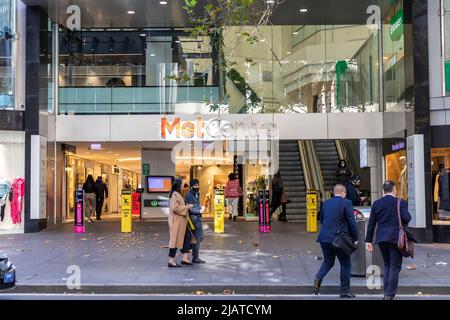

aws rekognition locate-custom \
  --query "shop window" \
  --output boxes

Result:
[385,150,407,200]
[432,148,450,223]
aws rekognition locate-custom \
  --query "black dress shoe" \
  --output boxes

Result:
[193,258,206,264]
[168,263,181,268]
[181,260,193,266]
[340,293,356,299]
[313,278,322,295]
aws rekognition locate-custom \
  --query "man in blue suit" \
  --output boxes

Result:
[314,184,359,298]
[366,181,412,300]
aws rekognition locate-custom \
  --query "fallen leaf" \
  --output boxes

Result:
[160,245,169,249]
[406,264,417,270]
[80,238,88,241]
[426,253,433,257]
[306,251,312,254]
[97,237,105,241]
[252,242,260,247]
[44,240,52,244]
[238,240,244,244]
[223,289,235,295]
[192,290,207,295]
[272,255,280,259]
[434,261,448,266]
[83,254,90,258]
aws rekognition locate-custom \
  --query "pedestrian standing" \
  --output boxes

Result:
[82,175,96,223]
[365,181,413,300]
[224,173,241,221]
[313,184,359,298]
[182,179,206,264]
[168,180,193,268]
[94,176,108,221]
[336,159,352,184]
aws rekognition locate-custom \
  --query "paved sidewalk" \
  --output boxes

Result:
[1,219,450,294]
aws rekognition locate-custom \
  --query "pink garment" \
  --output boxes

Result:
[10,178,25,224]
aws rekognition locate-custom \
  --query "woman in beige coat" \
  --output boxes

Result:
[168,180,193,267]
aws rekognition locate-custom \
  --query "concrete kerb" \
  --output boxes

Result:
[3,284,450,295]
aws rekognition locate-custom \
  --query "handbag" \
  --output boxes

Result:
[281,192,291,204]
[396,199,414,258]
[332,200,358,256]
[187,217,196,232]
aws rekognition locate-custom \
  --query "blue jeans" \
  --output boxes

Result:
[378,242,403,298]
[315,242,352,294]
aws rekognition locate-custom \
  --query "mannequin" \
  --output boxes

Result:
[0,178,11,222]
[398,156,408,200]
[10,178,25,224]
[437,167,450,219]
[203,180,214,214]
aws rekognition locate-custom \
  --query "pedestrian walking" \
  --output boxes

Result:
[82,175,96,223]
[313,184,359,298]
[168,180,193,268]
[94,176,108,221]
[365,181,413,300]
[182,179,206,264]
[224,173,241,221]
[269,171,288,222]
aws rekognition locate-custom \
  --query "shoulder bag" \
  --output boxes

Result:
[332,199,358,256]
[397,199,414,258]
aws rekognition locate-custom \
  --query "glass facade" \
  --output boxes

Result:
[445,0,450,95]
[53,0,411,115]
[0,0,14,109]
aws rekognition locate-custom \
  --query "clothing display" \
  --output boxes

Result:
[0,178,11,223]
[10,178,25,225]
[398,158,408,200]
[438,171,450,212]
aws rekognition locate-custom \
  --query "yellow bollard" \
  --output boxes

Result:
[214,189,225,234]
[307,189,318,233]
[121,189,132,233]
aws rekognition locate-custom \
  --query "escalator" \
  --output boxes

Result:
[313,140,340,198]
[278,140,307,221]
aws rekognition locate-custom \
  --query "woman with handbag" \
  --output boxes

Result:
[167,180,193,268]
[270,172,288,222]
[366,181,413,300]
[313,184,359,298]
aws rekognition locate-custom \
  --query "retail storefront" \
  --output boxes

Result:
[64,152,140,221]
[0,131,25,234]
[174,143,271,221]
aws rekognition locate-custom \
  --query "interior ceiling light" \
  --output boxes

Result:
[160,1,168,4]
[127,10,135,14]
[300,8,308,13]
[117,157,141,162]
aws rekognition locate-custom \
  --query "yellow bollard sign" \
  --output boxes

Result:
[307,189,318,233]
[121,189,132,233]
[214,189,225,234]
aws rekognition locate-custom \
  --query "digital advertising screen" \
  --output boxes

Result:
[146,176,173,193]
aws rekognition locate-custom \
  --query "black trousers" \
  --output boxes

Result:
[0,204,5,222]
[96,197,104,219]
[378,242,403,298]
[270,201,286,220]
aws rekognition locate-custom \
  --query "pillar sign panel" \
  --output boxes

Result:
[407,135,426,228]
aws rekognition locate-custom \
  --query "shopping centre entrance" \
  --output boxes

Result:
[58,138,387,229]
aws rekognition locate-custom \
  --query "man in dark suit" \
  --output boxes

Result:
[366,181,412,300]
[314,184,359,298]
